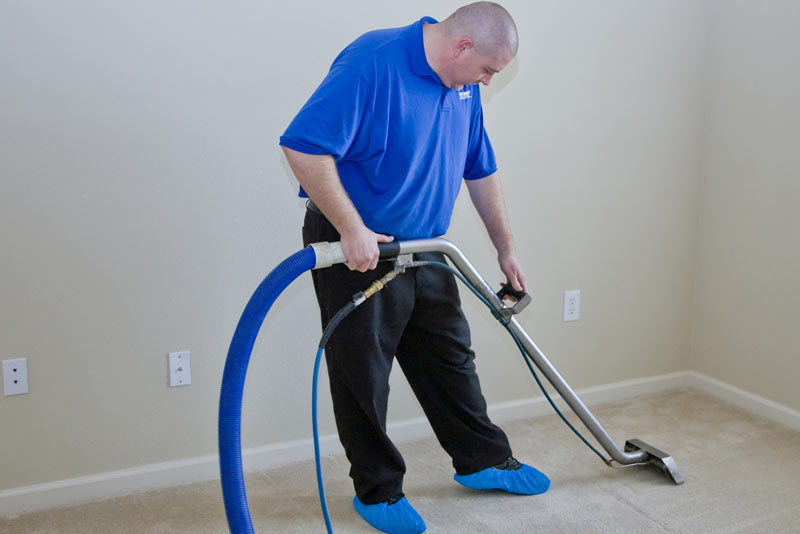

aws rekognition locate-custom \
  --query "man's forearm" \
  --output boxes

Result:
[465,173,517,256]
[281,146,364,235]
[281,146,393,272]
[465,173,527,291]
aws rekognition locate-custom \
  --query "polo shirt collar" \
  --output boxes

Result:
[407,17,441,81]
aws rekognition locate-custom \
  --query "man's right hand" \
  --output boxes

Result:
[340,224,394,272]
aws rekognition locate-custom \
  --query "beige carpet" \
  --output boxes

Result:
[3,389,800,533]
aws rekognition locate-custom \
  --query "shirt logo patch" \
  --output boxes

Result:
[458,89,472,100]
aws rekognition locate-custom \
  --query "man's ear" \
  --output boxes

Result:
[453,38,474,57]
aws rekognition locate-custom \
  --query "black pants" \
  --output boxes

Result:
[303,208,512,504]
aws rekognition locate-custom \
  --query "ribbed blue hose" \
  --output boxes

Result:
[219,247,317,534]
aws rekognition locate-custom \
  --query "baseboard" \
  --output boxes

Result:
[0,433,346,518]
[484,370,690,424]
[3,370,797,517]
[686,371,800,431]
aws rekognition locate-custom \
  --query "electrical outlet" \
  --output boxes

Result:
[563,290,581,322]
[3,358,29,396]
[168,351,191,387]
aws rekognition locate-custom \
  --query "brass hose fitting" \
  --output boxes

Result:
[363,269,398,298]
[352,267,402,306]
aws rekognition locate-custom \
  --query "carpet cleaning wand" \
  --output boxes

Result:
[218,238,683,534]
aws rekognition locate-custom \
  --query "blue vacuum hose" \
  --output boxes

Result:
[218,246,316,534]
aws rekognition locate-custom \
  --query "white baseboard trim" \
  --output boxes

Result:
[686,371,800,431]
[2,370,797,517]
[484,370,690,424]
[0,433,347,519]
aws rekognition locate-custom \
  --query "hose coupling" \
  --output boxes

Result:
[351,267,402,307]
[364,269,398,298]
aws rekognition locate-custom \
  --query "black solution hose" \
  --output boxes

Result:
[309,258,613,532]
[312,265,405,533]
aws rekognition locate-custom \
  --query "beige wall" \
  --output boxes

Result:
[691,0,800,412]
[0,0,764,494]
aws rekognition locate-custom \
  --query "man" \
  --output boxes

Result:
[280,3,549,533]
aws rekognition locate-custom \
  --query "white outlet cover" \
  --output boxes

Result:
[169,351,191,387]
[3,358,29,396]
[563,290,581,322]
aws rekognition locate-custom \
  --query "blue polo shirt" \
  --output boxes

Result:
[280,17,497,240]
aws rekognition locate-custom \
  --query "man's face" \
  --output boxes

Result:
[448,46,514,90]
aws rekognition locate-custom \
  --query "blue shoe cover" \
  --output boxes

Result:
[454,459,550,495]
[353,496,426,534]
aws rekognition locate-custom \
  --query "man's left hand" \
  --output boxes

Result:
[498,252,527,293]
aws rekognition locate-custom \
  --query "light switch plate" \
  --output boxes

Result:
[168,351,191,387]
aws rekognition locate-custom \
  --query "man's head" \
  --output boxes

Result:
[427,2,518,90]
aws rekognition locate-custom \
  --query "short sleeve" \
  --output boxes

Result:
[463,91,497,180]
[279,65,369,160]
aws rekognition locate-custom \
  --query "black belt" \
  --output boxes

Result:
[306,199,323,214]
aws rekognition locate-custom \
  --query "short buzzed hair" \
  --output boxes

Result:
[444,2,519,56]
